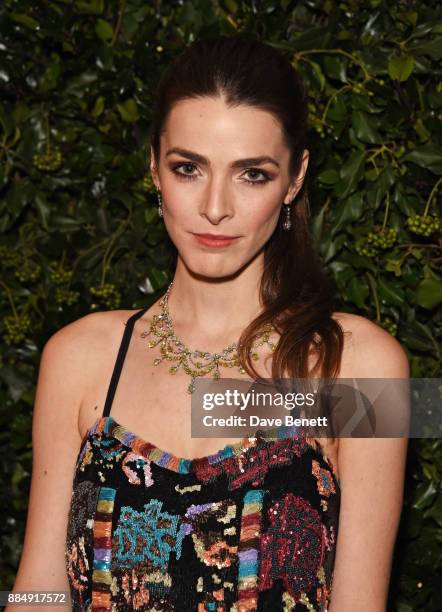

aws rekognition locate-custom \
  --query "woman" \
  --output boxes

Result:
[11,34,409,611]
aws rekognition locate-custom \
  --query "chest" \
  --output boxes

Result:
[78,328,340,480]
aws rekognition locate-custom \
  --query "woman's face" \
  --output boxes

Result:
[150,96,308,279]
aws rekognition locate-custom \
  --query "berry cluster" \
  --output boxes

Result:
[49,261,73,285]
[3,313,31,345]
[55,287,79,306]
[15,260,41,283]
[143,175,155,192]
[407,214,440,237]
[367,227,397,249]
[33,147,63,171]
[90,283,121,309]
[308,103,332,138]
[381,317,397,337]
[355,240,377,258]
[353,82,374,96]
[0,245,19,268]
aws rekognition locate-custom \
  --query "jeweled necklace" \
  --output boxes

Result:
[141,281,277,394]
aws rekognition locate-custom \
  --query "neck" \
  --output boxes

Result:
[164,256,265,350]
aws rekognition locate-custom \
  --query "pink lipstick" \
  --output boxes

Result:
[193,233,240,248]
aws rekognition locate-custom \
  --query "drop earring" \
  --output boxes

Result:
[157,189,163,218]
[282,204,292,231]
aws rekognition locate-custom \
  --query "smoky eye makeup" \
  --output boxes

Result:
[170,161,273,186]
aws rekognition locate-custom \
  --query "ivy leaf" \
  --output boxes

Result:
[336,151,366,198]
[327,96,346,122]
[9,13,40,30]
[332,192,364,235]
[399,320,437,353]
[424,494,442,527]
[346,275,369,308]
[388,54,415,81]
[367,166,396,210]
[95,19,113,42]
[117,99,140,123]
[413,481,437,511]
[317,169,339,184]
[377,279,405,306]
[74,0,104,14]
[323,56,348,82]
[416,279,442,309]
[403,143,442,174]
[309,60,326,91]
[352,110,381,144]
[409,37,442,61]
[90,96,105,118]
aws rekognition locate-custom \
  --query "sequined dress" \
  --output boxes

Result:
[65,308,341,611]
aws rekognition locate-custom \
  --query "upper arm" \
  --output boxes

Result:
[330,316,410,612]
[9,313,104,608]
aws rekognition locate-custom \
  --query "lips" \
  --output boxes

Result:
[195,233,238,239]
[193,233,240,248]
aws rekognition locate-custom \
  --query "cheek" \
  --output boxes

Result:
[246,199,281,235]
[161,191,194,225]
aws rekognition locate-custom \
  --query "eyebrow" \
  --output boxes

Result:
[165,147,280,169]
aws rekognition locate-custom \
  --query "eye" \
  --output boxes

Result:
[242,168,271,185]
[172,162,198,180]
[171,162,271,185]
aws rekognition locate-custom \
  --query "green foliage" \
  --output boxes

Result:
[0,0,441,608]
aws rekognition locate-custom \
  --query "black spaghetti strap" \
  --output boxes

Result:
[102,308,149,418]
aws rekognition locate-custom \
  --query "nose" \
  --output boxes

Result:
[199,175,234,225]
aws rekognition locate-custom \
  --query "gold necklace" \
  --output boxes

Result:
[141,281,276,393]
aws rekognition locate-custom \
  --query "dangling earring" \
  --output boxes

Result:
[157,189,163,218]
[282,204,292,231]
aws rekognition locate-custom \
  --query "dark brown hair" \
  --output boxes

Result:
[149,33,345,390]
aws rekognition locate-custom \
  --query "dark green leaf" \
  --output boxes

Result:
[317,169,339,184]
[416,279,442,309]
[117,99,140,123]
[388,54,415,81]
[346,275,369,307]
[352,110,381,143]
[403,143,442,174]
[95,19,114,42]
[377,278,405,306]
[337,151,366,198]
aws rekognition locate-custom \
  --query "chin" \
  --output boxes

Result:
[182,253,251,281]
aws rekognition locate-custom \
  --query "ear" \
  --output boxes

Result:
[149,145,161,190]
[283,149,309,204]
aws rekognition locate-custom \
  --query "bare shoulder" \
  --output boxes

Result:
[43,309,137,370]
[45,308,133,349]
[11,308,143,596]
[331,311,409,378]
[327,312,410,608]
[40,309,148,417]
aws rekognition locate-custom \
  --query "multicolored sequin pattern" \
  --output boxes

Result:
[66,416,340,611]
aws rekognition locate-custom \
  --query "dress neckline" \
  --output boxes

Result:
[80,415,340,490]
[84,415,258,474]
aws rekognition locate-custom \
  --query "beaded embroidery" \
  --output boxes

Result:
[66,417,340,611]
[65,309,340,610]
[311,460,336,498]
[114,499,183,571]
